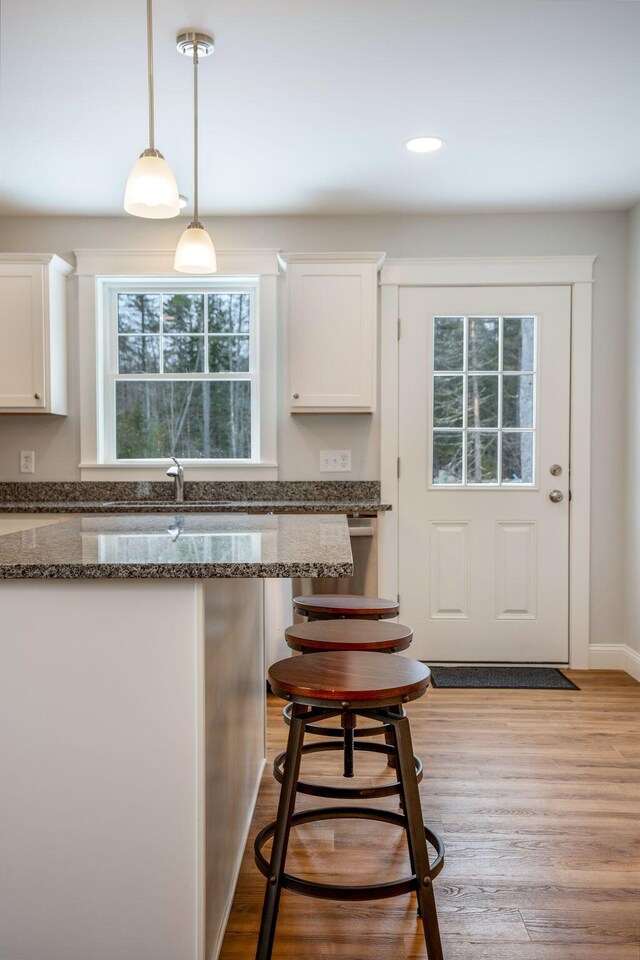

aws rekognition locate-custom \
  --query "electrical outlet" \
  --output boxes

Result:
[20,450,35,474]
[319,450,352,473]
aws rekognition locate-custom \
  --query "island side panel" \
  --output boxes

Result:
[0,580,202,960]
[202,578,266,960]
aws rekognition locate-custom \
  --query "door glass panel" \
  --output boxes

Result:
[432,315,537,485]
[467,375,499,428]
[432,432,463,484]
[468,317,499,370]
[433,375,463,427]
[503,317,535,371]
[433,317,464,371]
[467,432,499,483]
[503,374,534,428]
[502,431,534,484]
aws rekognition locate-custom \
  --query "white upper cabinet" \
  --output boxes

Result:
[280,252,384,413]
[0,255,72,414]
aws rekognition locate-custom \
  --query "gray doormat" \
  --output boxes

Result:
[428,666,579,690]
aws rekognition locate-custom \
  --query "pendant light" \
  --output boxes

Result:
[124,0,180,218]
[174,32,217,274]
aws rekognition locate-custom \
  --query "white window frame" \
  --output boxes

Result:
[75,249,279,480]
[102,277,260,465]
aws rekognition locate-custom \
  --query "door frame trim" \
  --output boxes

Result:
[379,256,595,669]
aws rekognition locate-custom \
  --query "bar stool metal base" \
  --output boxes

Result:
[273,738,423,799]
[254,805,444,901]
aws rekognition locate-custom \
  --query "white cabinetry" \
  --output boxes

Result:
[0,255,72,414]
[280,252,384,413]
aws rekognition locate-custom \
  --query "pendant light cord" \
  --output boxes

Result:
[193,44,199,223]
[147,0,155,149]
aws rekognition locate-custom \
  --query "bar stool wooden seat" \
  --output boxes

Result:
[285,618,412,653]
[255,651,444,960]
[281,619,414,780]
[293,593,399,621]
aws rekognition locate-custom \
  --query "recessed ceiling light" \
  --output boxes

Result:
[178,195,189,209]
[405,136,444,154]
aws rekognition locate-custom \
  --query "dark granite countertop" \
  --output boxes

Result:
[0,481,390,516]
[0,513,353,580]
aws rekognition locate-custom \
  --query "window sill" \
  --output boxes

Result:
[79,461,278,481]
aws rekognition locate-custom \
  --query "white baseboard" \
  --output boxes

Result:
[211,757,266,960]
[589,643,640,681]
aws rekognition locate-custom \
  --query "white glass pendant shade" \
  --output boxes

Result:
[124,150,181,218]
[174,222,217,273]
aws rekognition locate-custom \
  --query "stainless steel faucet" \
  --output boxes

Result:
[166,457,185,503]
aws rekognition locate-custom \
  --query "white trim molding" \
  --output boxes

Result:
[379,255,595,670]
[74,248,281,277]
[589,644,640,682]
[75,250,279,481]
[381,255,596,287]
[278,251,386,271]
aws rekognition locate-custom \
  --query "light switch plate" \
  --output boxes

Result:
[319,450,352,473]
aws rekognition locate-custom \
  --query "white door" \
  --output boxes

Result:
[398,286,571,663]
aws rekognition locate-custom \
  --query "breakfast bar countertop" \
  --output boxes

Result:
[0,512,354,580]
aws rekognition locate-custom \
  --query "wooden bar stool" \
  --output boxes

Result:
[255,651,445,960]
[292,593,399,621]
[281,619,414,781]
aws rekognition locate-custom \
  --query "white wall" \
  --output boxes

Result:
[625,203,640,657]
[0,211,629,650]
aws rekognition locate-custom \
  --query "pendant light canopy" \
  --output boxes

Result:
[174,32,217,274]
[124,0,180,218]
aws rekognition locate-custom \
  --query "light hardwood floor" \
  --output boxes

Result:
[219,670,640,959]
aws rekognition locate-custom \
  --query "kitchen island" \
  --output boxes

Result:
[0,513,352,960]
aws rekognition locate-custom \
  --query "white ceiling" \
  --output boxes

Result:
[1,0,640,216]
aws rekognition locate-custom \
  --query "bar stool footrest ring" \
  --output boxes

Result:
[282,701,406,738]
[254,806,444,901]
[273,740,422,799]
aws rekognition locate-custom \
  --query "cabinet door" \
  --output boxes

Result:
[0,265,45,408]
[289,262,376,412]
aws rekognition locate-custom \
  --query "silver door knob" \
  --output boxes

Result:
[549,489,564,503]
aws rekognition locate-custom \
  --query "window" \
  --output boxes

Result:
[103,280,259,462]
[431,315,537,485]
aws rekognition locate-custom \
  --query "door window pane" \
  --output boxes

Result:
[467,432,499,484]
[503,374,534,428]
[502,432,534,484]
[503,317,535,371]
[431,315,537,485]
[467,375,499,428]
[434,317,464,371]
[468,317,499,370]
[433,432,463,484]
[433,376,464,428]
[115,380,251,459]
